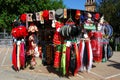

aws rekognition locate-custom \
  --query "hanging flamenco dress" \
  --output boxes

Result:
[89,32,103,62]
[27,35,36,69]
[94,32,103,62]
[53,22,63,69]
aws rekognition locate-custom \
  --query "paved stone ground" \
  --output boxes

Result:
[0,46,120,80]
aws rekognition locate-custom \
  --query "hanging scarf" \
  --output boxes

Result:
[12,43,17,70]
[85,40,93,72]
[74,43,81,76]
[42,44,46,65]
[20,42,25,68]
[66,46,70,74]
[79,40,85,72]
[60,44,66,75]
[83,41,88,71]
[17,41,21,70]
[54,45,62,68]
[70,44,76,75]
[46,45,53,65]
[66,42,71,75]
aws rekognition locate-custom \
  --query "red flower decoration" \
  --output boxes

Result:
[75,10,81,20]
[42,10,49,20]
[18,26,28,37]
[95,13,100,20]
[11,27,18,38]
[20,13,26,23]
[11,26,28,38]
[55,22,63,32]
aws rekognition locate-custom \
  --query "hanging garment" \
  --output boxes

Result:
[20,42,25,68]
[53,32,62,45]
[46,45,54,65]
[53,22,64,68]
[90,32,103,62]
[26,35,36,67]
[54,45,62,68]
[42,44,46,65]
[79,40,85,72]
[60,44,66,75]
[12,43,17,70]
[74,43,81,76]
[85,40,93,72]
[53,21,64,45]
[70,44,76,75]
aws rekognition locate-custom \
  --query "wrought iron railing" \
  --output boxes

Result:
[0,39,13,46]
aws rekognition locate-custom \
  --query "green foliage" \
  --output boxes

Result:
[97,0,120,34]
[0,0,65,33]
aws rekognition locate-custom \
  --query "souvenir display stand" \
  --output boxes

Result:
[11,8,113,76]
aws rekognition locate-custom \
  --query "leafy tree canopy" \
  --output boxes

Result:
[97,0,120,34]
[0,0,65,33]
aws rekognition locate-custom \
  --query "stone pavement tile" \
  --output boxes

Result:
[2,47,12,66]
[91,63,120,77]
[91,53,120,78]
[78,71,104,80]
[106,75,120,80]
[0,48,6,65]
[1,70,36,80]
[2,66,83,80]
[1,46,120,80]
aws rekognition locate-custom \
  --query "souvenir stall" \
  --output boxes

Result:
[11,8,113,75]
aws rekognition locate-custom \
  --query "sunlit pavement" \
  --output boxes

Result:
[0,46,120,80]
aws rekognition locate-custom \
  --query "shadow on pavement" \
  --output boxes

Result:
[107,60,120,69]
[46,66,73,78]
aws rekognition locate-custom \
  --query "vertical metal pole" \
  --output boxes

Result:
[26,13,28,29]
[115,44,117,51]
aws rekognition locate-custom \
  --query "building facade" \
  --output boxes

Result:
[85,0,96,12]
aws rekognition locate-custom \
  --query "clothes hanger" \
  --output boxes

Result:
[65,9,75,25]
